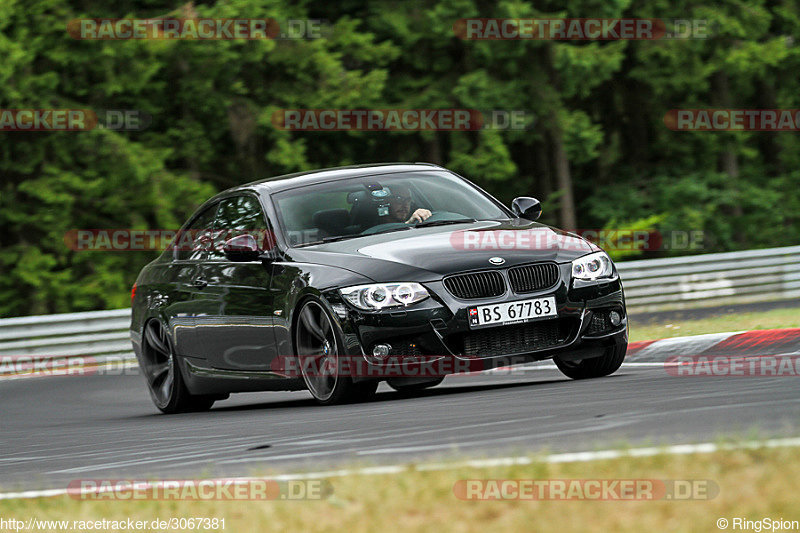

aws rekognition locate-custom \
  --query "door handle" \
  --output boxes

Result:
[192,278,208,289]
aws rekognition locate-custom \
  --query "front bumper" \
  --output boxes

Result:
[324,263,628,379]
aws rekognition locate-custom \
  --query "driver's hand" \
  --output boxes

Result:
[406,209,432,224]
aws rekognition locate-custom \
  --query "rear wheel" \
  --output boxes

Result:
[295,298,377,405]
[554,343,626,380]
[141,320,217,414]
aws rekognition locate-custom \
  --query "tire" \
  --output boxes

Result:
[140,319,218,414]
[387,377,444,393]
[554,343,627,380]
[294,297,375,405]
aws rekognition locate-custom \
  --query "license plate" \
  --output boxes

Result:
[468,296,557,328]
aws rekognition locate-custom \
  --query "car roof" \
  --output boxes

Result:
[220,162,447,196]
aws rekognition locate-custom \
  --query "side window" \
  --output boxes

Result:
[173,204,219,261]
[211,195,272,260]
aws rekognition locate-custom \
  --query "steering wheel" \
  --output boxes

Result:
[360,211,465,235]
[409,211,462,224]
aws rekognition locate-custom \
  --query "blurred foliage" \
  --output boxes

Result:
[1,0,799,316]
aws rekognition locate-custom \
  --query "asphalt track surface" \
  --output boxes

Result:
[2,362,799,492]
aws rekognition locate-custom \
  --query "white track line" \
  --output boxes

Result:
[3,436,800,501]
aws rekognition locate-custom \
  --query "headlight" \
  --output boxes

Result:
[339,283,429,310]
[571,252,613,280]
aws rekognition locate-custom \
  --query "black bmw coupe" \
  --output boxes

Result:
[131,163,627,413]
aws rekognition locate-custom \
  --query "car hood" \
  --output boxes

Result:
[285,219,600,282]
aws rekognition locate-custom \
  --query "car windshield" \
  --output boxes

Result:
[272,171,510,247]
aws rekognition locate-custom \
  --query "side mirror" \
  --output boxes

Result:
[511,197,542,221]
[223,234,261,262]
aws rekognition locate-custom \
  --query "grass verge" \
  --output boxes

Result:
[630,306,800,342]
[3,445,800,532]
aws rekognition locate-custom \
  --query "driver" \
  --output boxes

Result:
[387,184,432,224]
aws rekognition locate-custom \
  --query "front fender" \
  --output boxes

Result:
[273,262,373,358]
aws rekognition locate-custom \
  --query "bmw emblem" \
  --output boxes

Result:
[489,257,505,265]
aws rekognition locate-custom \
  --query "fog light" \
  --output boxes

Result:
[609,310,622,326]
[372,344,391,358]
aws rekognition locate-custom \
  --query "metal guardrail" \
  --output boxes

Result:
[0,308,134,372]
[616,245,800,312]
[1,245,799,372]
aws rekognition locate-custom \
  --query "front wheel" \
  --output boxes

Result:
[140,319,218,413]
[295,298,377,405]
[554,343,626,380]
